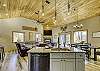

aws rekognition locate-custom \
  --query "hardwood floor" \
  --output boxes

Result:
[85,60,100,71]
[0,53,100,71]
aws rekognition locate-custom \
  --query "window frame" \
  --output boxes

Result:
[73,30,88,43]
[12,31,25,43]
[35,33,42,42]
[58,31,71,47]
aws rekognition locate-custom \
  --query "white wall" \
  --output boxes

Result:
[52,16,100,47]
[0,17,43,51]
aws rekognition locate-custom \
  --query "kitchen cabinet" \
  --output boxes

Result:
[50,59,75,71]
[50,53,85,71]
[50,53,75,71]
[28,48,85,71]
[76,59,85,71]
[63,59,75,71]
[50,59,61,71]
[29,53,50,71]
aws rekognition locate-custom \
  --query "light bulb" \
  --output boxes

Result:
[80,24,83,27]
[55,20,56,22]
[42,13,44,16]
[73,25,76,28]
[64,18,66,20]
[53,21,55,24]
[47,25,48,26]
[6,13,8,16]
[52,17,55,19]
[3,4,6,7]
[76,25,78,27]
[68,12,70,15]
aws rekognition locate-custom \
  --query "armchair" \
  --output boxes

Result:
[15,42,30,57]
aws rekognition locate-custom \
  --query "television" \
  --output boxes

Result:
[43,30,52,36]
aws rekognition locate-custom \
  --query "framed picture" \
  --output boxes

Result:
[92,31,100,38]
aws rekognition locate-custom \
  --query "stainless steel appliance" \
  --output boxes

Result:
[30,53,50,71]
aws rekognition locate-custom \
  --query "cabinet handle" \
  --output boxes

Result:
[61,60,66,61]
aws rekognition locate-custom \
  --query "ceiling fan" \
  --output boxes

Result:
[34,11,45,23]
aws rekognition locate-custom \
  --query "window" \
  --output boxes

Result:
[74,30,87,43]
[53,35,58,43]
[12,31,25,42]
[59,33,71,47]
[59,34,65,47]
[35,33,42,42]
[65,33,71,46]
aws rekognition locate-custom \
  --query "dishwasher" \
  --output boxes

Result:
[30,53,50,71]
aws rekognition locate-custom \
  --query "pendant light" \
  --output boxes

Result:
[73,8,83,29]
[42,0,44,16]
[67,0,70,15]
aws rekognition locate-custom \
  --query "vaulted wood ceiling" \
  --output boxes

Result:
[0,0,100,27]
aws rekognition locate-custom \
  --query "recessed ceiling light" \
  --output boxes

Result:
[3,4,6,7]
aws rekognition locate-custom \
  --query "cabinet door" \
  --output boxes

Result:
[76,59,85,71]
[50,59,62,71]
[63,59,75,71]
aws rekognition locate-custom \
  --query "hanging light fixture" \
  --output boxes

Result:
[67,0,71,15]
[73,8,83,29]
[42,0,45,16]
[42,0,50,16]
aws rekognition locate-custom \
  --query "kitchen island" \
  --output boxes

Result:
[28,48,85,71]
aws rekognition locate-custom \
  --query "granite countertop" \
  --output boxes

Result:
[28,47,85,53]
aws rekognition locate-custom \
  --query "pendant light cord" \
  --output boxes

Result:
[55,0,56,21]
[76,8,79,24]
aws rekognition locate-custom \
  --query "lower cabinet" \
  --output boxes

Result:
[29,53,85,71]
[63,59,75,71]
[76,59,85,71]
[50,59,75,71]
[29,53,50,71]
[50,59,61,71]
